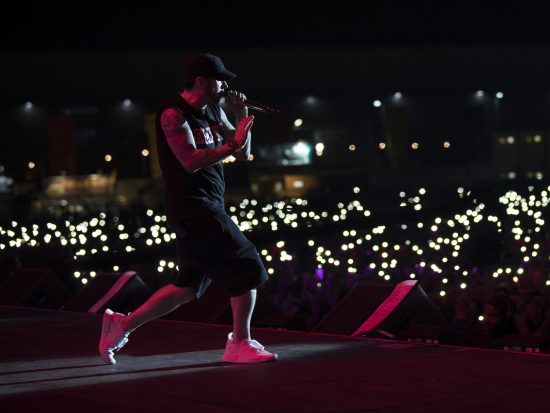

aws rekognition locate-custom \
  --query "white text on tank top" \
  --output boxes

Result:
[192,124,223,146]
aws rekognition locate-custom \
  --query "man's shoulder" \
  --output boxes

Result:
[158,97,182,113]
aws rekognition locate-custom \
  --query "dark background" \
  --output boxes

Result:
[2,1,550,180]
[3,1,550,51]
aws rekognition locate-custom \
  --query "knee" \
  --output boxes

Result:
[169,284,197,304]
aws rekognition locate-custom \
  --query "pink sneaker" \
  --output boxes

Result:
[222,332,278,363]
[98,309,130,365]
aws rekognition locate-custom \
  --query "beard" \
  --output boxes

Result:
[203,80,223,105]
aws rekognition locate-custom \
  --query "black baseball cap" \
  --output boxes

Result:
[183,53,236,84]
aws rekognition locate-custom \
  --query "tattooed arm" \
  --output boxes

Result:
[161,107,254,173]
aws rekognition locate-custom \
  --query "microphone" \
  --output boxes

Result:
[218,90,279,114]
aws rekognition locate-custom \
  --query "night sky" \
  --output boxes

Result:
[3,1,550,51]
[2,1,550,179]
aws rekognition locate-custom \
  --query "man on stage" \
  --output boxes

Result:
[99,52,277,364]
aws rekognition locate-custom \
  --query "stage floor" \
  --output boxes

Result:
[1,305,549,412]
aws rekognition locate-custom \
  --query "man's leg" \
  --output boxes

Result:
[124,284,197,333]
[230,289,257,341]
[223,288,277,362]
[99,284,196,364]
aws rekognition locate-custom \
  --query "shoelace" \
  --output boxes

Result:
[247,340,265,351]
[228,334,267,352]
[110,315,130,348]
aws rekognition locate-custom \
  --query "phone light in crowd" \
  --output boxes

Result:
[105,154,112,162]
[379,142,386,150]
[122,99,132,107]
[373,100,382,108]
[141,149,149,157]
[315,142,325,157]
[293,118,303,127]
[28,162,35,169]
[476,90,485,97]
[2,182,549,309]
[443,141,451,149]
[496,92,504,99]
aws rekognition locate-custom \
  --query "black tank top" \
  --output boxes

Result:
[155,95,226,221]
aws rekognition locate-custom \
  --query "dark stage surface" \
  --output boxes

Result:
[1,305,549,412]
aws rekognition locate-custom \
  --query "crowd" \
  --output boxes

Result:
[1,182,550,351]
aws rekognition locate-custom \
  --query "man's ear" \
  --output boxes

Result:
[195,76,208,87]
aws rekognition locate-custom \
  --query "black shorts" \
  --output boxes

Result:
[171,209,268,298]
